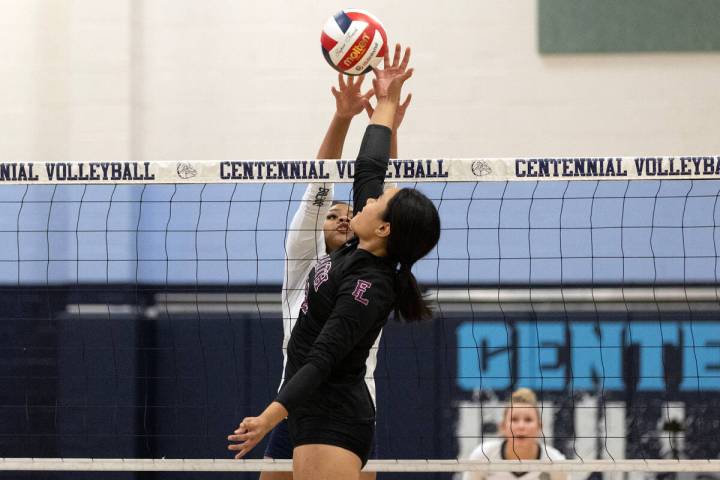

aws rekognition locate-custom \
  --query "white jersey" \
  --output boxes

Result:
[463,440,567,480]
[279,183,381,403]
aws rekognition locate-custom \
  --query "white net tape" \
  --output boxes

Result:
[1,156,719,184]
[0,458,719,473]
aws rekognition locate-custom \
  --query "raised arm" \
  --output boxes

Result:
[369,45,413,131]
[318,73,373,160]
[390,94,411,159]
[353,45,413,214]
[364,89,412,158]
[353,124,392,214]
[285,74,374,263]
[285,183,333,266]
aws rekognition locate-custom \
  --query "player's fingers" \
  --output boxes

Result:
[238,438,258,457]
[401,93,412,109]
[355,74,365,88]
[400,68,414,81]
[230,437,255,449]
[338,72,346,89]
[392,44,401,68]
[399,47,411,71]
[235,419,252,434]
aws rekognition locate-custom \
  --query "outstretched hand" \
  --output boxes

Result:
[332,73,374,119]
[371,44,413,103]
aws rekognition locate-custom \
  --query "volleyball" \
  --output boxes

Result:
[320,9,388,75]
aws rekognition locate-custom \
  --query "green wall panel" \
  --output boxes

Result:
[539,0,720,53]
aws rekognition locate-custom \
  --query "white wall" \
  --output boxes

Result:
[2,0,719,163]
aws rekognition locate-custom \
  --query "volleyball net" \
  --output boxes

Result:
[1,157,720,477]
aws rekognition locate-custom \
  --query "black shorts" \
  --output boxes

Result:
[265,416,375,467]
[288,414,375,467]
[264,418,294,460]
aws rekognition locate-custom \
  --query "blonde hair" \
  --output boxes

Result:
[511,387,537,406]
[502,387,540,425]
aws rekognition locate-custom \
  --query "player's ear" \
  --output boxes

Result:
[375,221,391,238]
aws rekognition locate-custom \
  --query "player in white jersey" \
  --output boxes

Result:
[260,73,410,480]
[463,388,567,480]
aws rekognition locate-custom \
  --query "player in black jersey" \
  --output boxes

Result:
[228,45,440,480]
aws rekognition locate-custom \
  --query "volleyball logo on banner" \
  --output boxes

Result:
[320,9,388,75]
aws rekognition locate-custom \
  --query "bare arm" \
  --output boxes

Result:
[317,73,373,159]
[317,114,351,159]
[285,74,374,262]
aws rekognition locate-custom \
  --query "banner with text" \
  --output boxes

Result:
[2,157,720,184]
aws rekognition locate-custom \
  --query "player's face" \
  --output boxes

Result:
[503,405,541,447]
[349,188,399,241]
[323,203,353,253]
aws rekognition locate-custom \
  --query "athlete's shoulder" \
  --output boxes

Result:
[342,248,393,277]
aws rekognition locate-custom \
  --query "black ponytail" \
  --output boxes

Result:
[394,262,429,321]
[383,189,441,322]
